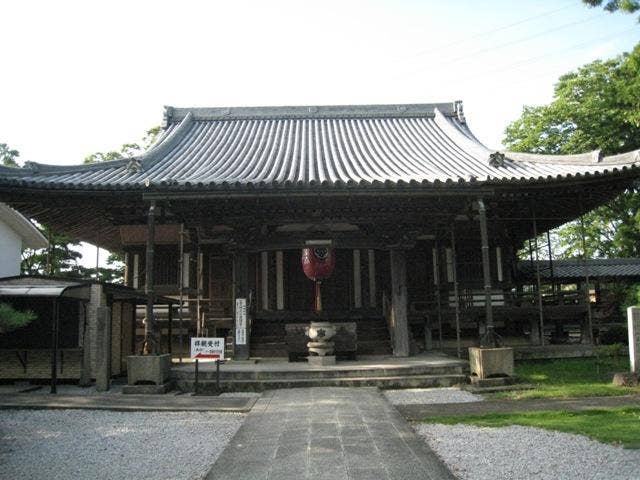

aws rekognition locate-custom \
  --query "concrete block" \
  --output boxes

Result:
[127,354,171,385]
[469,347,514,379]
[308,355,336,366]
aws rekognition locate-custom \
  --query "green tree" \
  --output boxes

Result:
[583,0,640,20]
[504,43,640,259]
[21,226,84,276]
[83,126,161,164]
[0,143,20,167]
[0,303,36,334]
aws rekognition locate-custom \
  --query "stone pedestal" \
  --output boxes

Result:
[307,321,336,360]
[124,354,172,394]
[469,347,514,379]
[308,355,336,366]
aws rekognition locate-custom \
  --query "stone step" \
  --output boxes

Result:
[173,363,464,381]
[175,373,468,393]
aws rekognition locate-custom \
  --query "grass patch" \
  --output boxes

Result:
[423,407,640,448]
[489,356,640,400]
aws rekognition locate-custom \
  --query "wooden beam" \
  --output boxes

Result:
[260,251,269,310]
[477,199,495,347]
[276,251,284,310]
[145,200,157,354]
[368,250,376,308]
[353,249,362,308]
[390,249,410,357]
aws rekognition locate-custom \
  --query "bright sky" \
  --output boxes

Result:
[1,0,638,266]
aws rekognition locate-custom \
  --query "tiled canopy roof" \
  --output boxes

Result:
[518,258,640,281]
[1,102,638,191]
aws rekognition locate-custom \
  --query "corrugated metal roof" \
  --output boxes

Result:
[518,258,640,280]
[1,102,638,191]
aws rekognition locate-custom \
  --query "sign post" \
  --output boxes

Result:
[190,337,225,395]
[628,307,640,374]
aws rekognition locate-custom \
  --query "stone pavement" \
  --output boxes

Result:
[205,387,455,480]
[0,393,256,412]
[397,393,640,421]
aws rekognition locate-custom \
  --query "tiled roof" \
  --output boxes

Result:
[518,258,640,280]
[1,102,638,191]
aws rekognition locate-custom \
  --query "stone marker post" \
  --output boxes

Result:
[95,306,112,392]
[627,307,640,374]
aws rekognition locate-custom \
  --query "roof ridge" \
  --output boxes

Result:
[164,102,462,124]
[504,149,640,166]
[432,108,492,166]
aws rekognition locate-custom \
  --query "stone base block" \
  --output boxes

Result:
[469,347,514,379]
[469,376,517,388]
[308,355,336,366]
[612,372,639,387]
[122,382,174,394]
[127,354,171,386]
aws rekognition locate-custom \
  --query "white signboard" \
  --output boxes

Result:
[191,337,224,361]
[235,298,247,345]
[628,307,640,373]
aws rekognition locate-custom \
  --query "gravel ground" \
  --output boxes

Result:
[0,409,244,480]
[417,423,640,480]
[383,387,483,405]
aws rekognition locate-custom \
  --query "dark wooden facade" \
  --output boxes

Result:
[1,103,639,358]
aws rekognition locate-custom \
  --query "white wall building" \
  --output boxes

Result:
[0,203,48,277]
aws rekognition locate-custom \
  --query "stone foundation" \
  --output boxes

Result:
[469,347,514,379]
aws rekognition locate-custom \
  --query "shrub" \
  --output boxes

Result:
[0,303,37,333]
[600,325,628,345]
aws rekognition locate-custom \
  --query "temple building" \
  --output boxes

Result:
[1,101,638,362]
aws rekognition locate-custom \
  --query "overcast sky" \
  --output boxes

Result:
[1,0,638,265]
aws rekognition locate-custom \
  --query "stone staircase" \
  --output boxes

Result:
[172,357,468,392]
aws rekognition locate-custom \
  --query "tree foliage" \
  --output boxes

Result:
[0,143,20,167]
[21,225,84,276]
[504,43,640,259]
[83,126,161,164]
[583,0,640,21]
[0,303,36,334]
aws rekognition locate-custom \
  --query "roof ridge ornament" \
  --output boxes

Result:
[23,161,39,173]
[488,151,506,167]
[455,100,465,123]
[592,149,603,163]
[162,106,174,128]
[126,157,143,173]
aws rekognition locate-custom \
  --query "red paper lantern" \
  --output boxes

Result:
[301,247,335,281]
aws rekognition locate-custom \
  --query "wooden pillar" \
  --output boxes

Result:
[233,252,250,360]
[276,251,284,310]
[450,229,462,358]
[390,249,410,357]
[477,199,495,347]
[144,201,157,354]
[580,212,594,344]
[433,243,443,351]
[50,298,59,394]
[167,302,173,355]
[260,251,269,310]
[353,249,362,308]
[132,254,140,289]
[532,205,545,346]
[368,250,376,308]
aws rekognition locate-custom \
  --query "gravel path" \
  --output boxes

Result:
[0,409,244,480]
[383,387,483,405]
[417,423,640,480]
